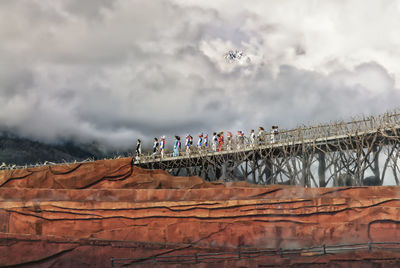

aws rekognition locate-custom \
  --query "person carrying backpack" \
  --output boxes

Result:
[152,138,159,158]
[197,133,203,148]
[189,135,193,145]
[204,133,209,148]
[257,127,266,145]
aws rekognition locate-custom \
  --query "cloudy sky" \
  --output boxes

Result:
[1,0,400,149]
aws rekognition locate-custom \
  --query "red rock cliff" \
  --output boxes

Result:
[0,157,400,267]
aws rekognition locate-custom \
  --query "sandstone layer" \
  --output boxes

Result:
[0,157,400,267]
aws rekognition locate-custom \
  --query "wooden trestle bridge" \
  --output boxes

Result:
[135,112,400,187]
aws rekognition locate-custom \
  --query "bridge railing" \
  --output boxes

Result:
[134,112,400,163]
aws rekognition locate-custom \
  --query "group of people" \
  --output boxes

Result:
[135,126,279,158]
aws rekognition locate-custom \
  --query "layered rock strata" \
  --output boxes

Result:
[0,157,399,267]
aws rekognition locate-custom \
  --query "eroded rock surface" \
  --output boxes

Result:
[0,157,400,267]
[0,157,260,190]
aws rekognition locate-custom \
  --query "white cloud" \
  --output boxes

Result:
[0,0,400,149]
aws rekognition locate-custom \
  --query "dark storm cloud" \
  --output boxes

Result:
[0,0,400,149]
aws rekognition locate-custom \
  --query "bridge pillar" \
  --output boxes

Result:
[251,161,256,183]
[264,159,273,184]
[215,166,222,180]
[202,162,210,181]
[318,152,326,187]
[300,156,311,187]
[371,145,381,184]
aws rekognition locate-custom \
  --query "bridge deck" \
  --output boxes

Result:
[134,122,400,168]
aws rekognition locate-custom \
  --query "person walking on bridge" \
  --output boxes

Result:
[218,131,224,151]
[257,127,266,145]
[212,132,218,152]
[185,134,193,155]
[216,133,221,152]
[236,131,244,149]
[271,126,279,143]
[197,133,203,148]
[173,136,180,157]
[249,129,255,146]
[227,132,233,150]
[160,136,166,158]
[204,133,209,148]
[152,138,159,158]
[135,139,142,156]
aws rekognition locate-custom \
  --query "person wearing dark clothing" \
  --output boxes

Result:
[152,137,159,157]
[135,139,142,156]
[271,126,279,143]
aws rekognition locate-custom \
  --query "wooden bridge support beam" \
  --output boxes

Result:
[318,151,326,187]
